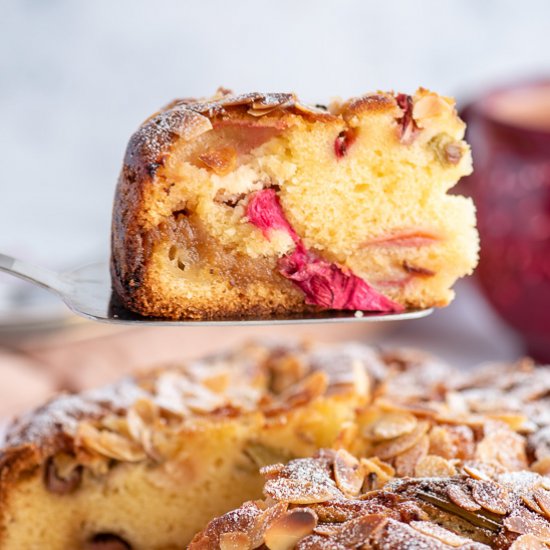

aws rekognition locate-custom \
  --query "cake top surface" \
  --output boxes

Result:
[0,341,383,470]
[2,341,550,480]
[190,448,550,549]
[125,86,462,174]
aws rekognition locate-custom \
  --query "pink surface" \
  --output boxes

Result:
[246,189,402,311]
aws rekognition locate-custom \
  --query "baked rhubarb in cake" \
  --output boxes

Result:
[1,342,550,549]
[111,88,478,319]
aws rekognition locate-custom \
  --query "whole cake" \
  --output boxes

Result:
[1,342,550,549]
[111,88,478,319]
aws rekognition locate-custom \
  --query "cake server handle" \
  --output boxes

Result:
[0,253,71,296]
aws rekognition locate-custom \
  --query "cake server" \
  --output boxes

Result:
[0,253,432,325]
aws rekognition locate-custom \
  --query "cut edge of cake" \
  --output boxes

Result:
[111,88,478,319]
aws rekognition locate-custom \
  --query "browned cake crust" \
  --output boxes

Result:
[111,92,342,318]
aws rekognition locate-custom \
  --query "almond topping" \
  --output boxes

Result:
[219,531,252,550]
[509,534,549,549]
[263,508,317,550]
[470,480,510,515]
[394,435,429,477]
[333,449,364,496]
[410,521,470,547]
[372,421,430,460]
[534,489,550,520]
[505,508,550,543]
[414,455,457,478]
[463,464,492,481]
[371,411,418,441]
[446,484,481,512]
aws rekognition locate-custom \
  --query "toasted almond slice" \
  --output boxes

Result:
[505,508,550,543]
[263,508,317,550]
[409,521,470,547]
[476,425,528,471]
[523,493,546,517]
[413,93,453,122]
[394,435,429,477]
[463,463,492,481]
[248,106,280,117]
[532,457,550,477]
[280,371,329,409]
[509,533,549,549]
[534,489,550,520]
[428,426,455,459]
[414,455,457,478]
[333,449,364,496]
[446,484,481,512]
[76,422,146,462]
[219,531,252,550]
[249,502,288,548]
[371,411,418,441]
[372,421,429,460]
[471,480,510,515]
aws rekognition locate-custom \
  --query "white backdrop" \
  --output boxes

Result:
[2,0,549,266]
[0,0,545,363]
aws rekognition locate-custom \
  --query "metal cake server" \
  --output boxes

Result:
[0,253,432,326]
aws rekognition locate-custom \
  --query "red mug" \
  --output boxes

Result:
[461,80,550,362]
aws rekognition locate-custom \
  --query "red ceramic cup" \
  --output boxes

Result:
[461,80,550,362]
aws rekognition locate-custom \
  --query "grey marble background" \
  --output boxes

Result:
[1,0,548,363]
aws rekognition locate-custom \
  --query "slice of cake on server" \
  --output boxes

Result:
[111,88,478,319]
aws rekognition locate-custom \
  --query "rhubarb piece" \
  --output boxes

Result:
[247,188,403,312]
[396,93,420,144]
[334,128,357,159]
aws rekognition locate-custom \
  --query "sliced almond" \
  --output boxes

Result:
[76,422,146,462]
[333,449,364,496]
[409,521,470,547]
[531,457,550,477]
[509,533,549,549]
[534,489,550,520]
[371,421,429,460]
[414,455,457,478]
[219,531,252,550]
[523,493,546,517]
[476,425,528,471]
[446,484,481,512]
[371,411,417,441]
[471,480,510,515]
[413,93,453,122]
[462,463,492,481]
[505,508,550,543]
[394,435,429,477]
[263,508,317,550]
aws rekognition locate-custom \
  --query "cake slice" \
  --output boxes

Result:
[190,449,550,549]
[111,88,478,319]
